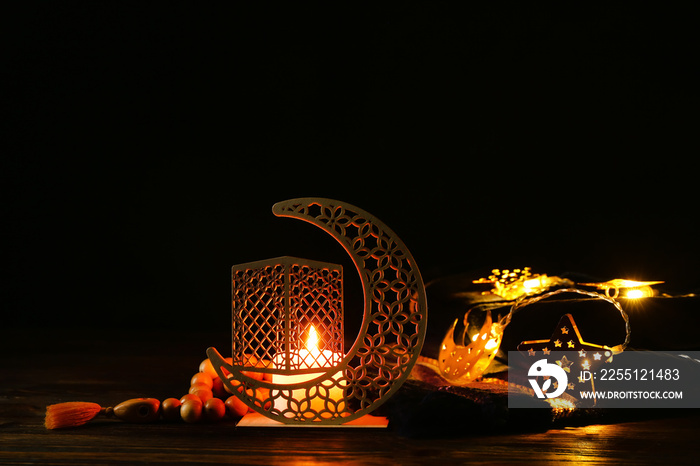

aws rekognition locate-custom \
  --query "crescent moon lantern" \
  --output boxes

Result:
[207,198,428,425]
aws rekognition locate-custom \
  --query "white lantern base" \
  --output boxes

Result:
[236,412,389,428]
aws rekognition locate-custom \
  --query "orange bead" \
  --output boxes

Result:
[191,372,214,389]
[180,399,202,423]
[223,380,233,394]
[211,377,226,398]
[223,377,243,395]
[203,398,226,422]
[180,394,202,405]
[199,358,218,378]
[192,388,213,403]
[225,395,248,418]
[240,369,264,381]
[161,398,181,421]
[189,383,212,394]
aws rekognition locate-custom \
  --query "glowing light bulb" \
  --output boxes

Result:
[523,277,542,290]
[473,267,572,300]
[484,337,499,351]
[578,279,662,299]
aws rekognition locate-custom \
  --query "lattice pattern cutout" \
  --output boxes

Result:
[231,257,343,372]
[207,198,428,425]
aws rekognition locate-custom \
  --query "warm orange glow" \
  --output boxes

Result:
[579,278,662,299]
[474,268,573,300]
[610,279,661,288]
[484,336,499,350]
[624,286,655,299]
[306,325,319,353]
[523,277,543,290]
[273,324,345,417]
[547,397,576,413]
[438,311,504,385]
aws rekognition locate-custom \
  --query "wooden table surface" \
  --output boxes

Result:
[2,328,698,465]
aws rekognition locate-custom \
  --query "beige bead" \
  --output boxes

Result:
[112,398,161,423]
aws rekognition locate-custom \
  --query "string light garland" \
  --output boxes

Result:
[577,279,664,300]
[472,268,573,301]
[509,288,630,354]
[511,289,640,409]
[438,282,633,385]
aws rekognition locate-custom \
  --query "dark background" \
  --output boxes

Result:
[5,3,697,342]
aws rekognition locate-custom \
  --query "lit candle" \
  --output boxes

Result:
[272,325,345,419]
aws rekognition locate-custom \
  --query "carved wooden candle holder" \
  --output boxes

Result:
[207,198,428,426]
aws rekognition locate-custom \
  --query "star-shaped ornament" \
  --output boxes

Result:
[518,313,617,405]
[518,314,613,362]
[556,355,574,372]
[518,314,614,360]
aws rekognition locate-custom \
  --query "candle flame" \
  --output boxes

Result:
[306,325,319,353]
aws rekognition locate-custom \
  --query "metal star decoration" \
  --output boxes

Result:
[518,314,614,359]
[518,314,615,404]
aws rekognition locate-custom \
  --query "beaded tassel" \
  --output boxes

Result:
[44,357,263,429]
